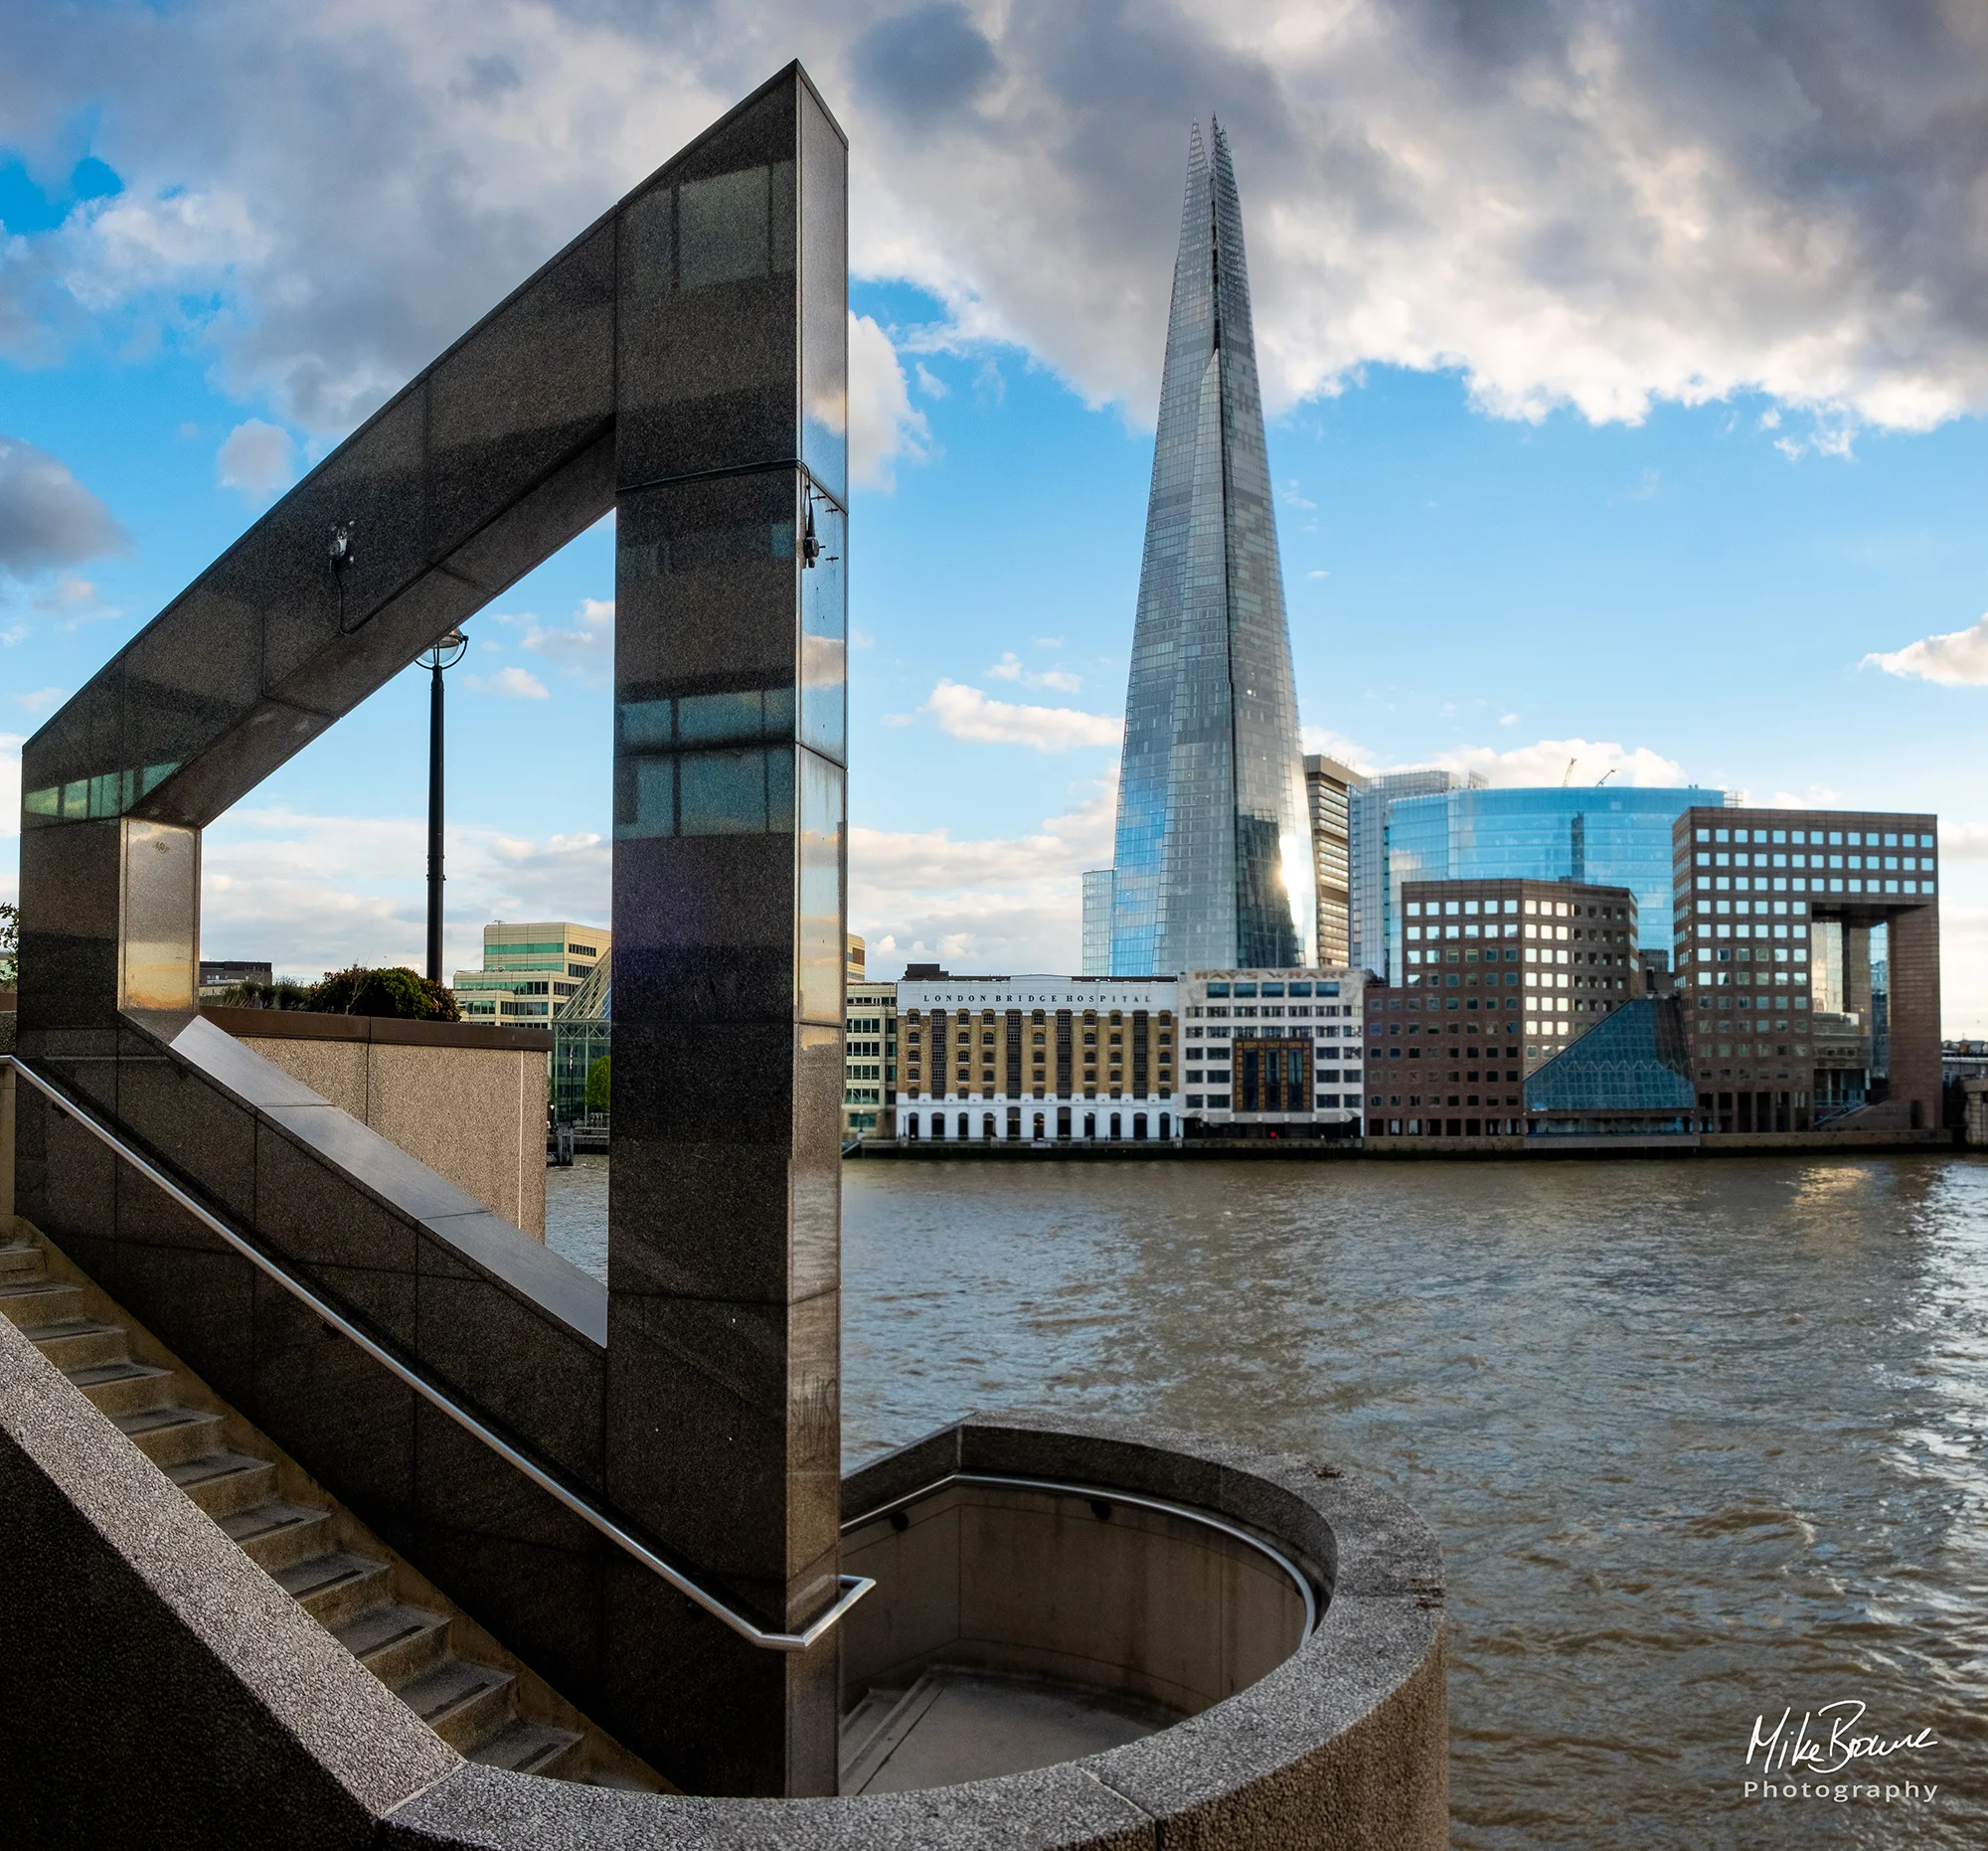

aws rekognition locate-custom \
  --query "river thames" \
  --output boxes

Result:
[548,1153,1988,1846]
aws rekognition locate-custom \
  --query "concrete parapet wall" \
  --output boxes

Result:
[203,1008,549,1238]
[2,1399,1446,1849]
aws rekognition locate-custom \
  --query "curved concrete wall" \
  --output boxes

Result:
[841,1477,1308,1719]
[3,1392,1445,1848]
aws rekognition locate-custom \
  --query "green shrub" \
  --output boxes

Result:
[584,1055,610,1114]
[303,965,462,1022]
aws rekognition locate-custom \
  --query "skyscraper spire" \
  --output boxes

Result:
[1109,119,1312,975]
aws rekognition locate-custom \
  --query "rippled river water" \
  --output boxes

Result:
[549,1152,1988,1847]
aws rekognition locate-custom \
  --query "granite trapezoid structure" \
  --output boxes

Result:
[1110,119,1312,978]
[14,62,850,1798]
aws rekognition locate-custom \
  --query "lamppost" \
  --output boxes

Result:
[421,630,468,984]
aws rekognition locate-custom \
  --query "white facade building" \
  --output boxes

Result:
[1178,968,1367,1137]
[892,974,1181,1143]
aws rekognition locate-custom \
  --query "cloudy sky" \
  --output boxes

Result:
[5,1,1988,1027]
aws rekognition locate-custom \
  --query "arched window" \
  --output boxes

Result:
[931,1114,946,1140]
[1109,1113,1122,1140]
[957,1113,970,1139]
[1032,1112,1046,1140]
[1133,1113,1148,1140]
[982,1113,996,1140]
[907,1115,920,1139]
[1083,1112,1096,1139]
[1159,1112,1171,1140]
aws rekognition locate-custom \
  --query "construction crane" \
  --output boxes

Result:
[1595,768,1616,787]
[1561,757,1577,786]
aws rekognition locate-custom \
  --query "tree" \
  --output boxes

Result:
[584,1055,610,1115]
[304,965,462,1022]
[0,901,17,985]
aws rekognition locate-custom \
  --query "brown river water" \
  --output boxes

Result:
[548,1152,1988,1847]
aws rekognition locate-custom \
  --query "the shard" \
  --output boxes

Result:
[1109,120,1313,976]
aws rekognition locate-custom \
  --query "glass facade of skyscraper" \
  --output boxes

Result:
[1081,869,1115,976]
[1372,786,1720,982]
[1348,770,1476,977]
[1109,120,1312,977]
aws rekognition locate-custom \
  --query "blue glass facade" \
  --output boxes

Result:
[1373,786,1722,982]
[1109,121,1311,977]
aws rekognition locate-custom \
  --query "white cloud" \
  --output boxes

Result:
[0,433,130,574]
[1939,821,1988,860]
[851,778,1117,977]
[922,680,1120,753]
[1299,726,1377,775]
[987,650,1080,693]
[465,665,549,700]
[1498,712,1520,727]
[1421,736,1688,788]
[849,312,932,491]
[200,804,608,979]
[6,4,1988,450]
[216,419,295,499]
[1863,613,1988,686]
[14,687,67,715]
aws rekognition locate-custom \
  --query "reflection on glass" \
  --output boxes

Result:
[800,495,845,762]
[797,749,844,1025]
[799,86,848,504]
[678,161,796,292]
[120,820,198,1011]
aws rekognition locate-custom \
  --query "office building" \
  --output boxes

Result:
[197,958,272,999]
[1355,782,1718,983]
[1522,998,1703,1138]
[1178,968,1366,1136]
[1672,805,1940,1131]
[891,973,1179,1142]
[551,952,611,1125]
[1109,120,1312,977]
[1363,877,1638,1134]
[1401,878,1641,1071]
[1080,870,1115,977]
[843,935,896,1139]
[1348,769,1480,976]
[454,920,609,1026]
[1305,756,1363,968]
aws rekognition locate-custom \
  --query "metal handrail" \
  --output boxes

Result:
[1,1054,871,1652]
[843,1470,1321,1636]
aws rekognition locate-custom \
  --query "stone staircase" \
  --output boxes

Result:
[0,1222,659,1788]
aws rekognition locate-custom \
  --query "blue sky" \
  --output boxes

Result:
[5,4,1988,1029]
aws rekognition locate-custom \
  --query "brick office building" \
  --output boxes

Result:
[891,973,1179,1142]
[1671,806,1940,1131]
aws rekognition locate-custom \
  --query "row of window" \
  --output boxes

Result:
[1692,826,1929,848]
[1183,1094,1357,1110]
[1404,899,1632,920]
[1190,1003,1354,1019]
[1408,923,1625,943]
[1692,850,1929,873]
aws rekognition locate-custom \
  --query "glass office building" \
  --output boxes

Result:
[1363,785,1722,983]
[1109,120,1311,977]
[1348,770,1478,976]
[1081,869,1115,976]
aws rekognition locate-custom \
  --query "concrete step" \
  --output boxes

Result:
[115,1405,229,1468]
[399,1656,516,1750]
[276,1552,397,1631]
[167,1450,280,1518]
[0,1277,83,1325]
[222,1500,339,1573]
[0,1242,45,1275]
[21,1317,128,1370]
[67,1358,175,1417]
[335,1603,452,1687]
[470,1717,585,1779]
